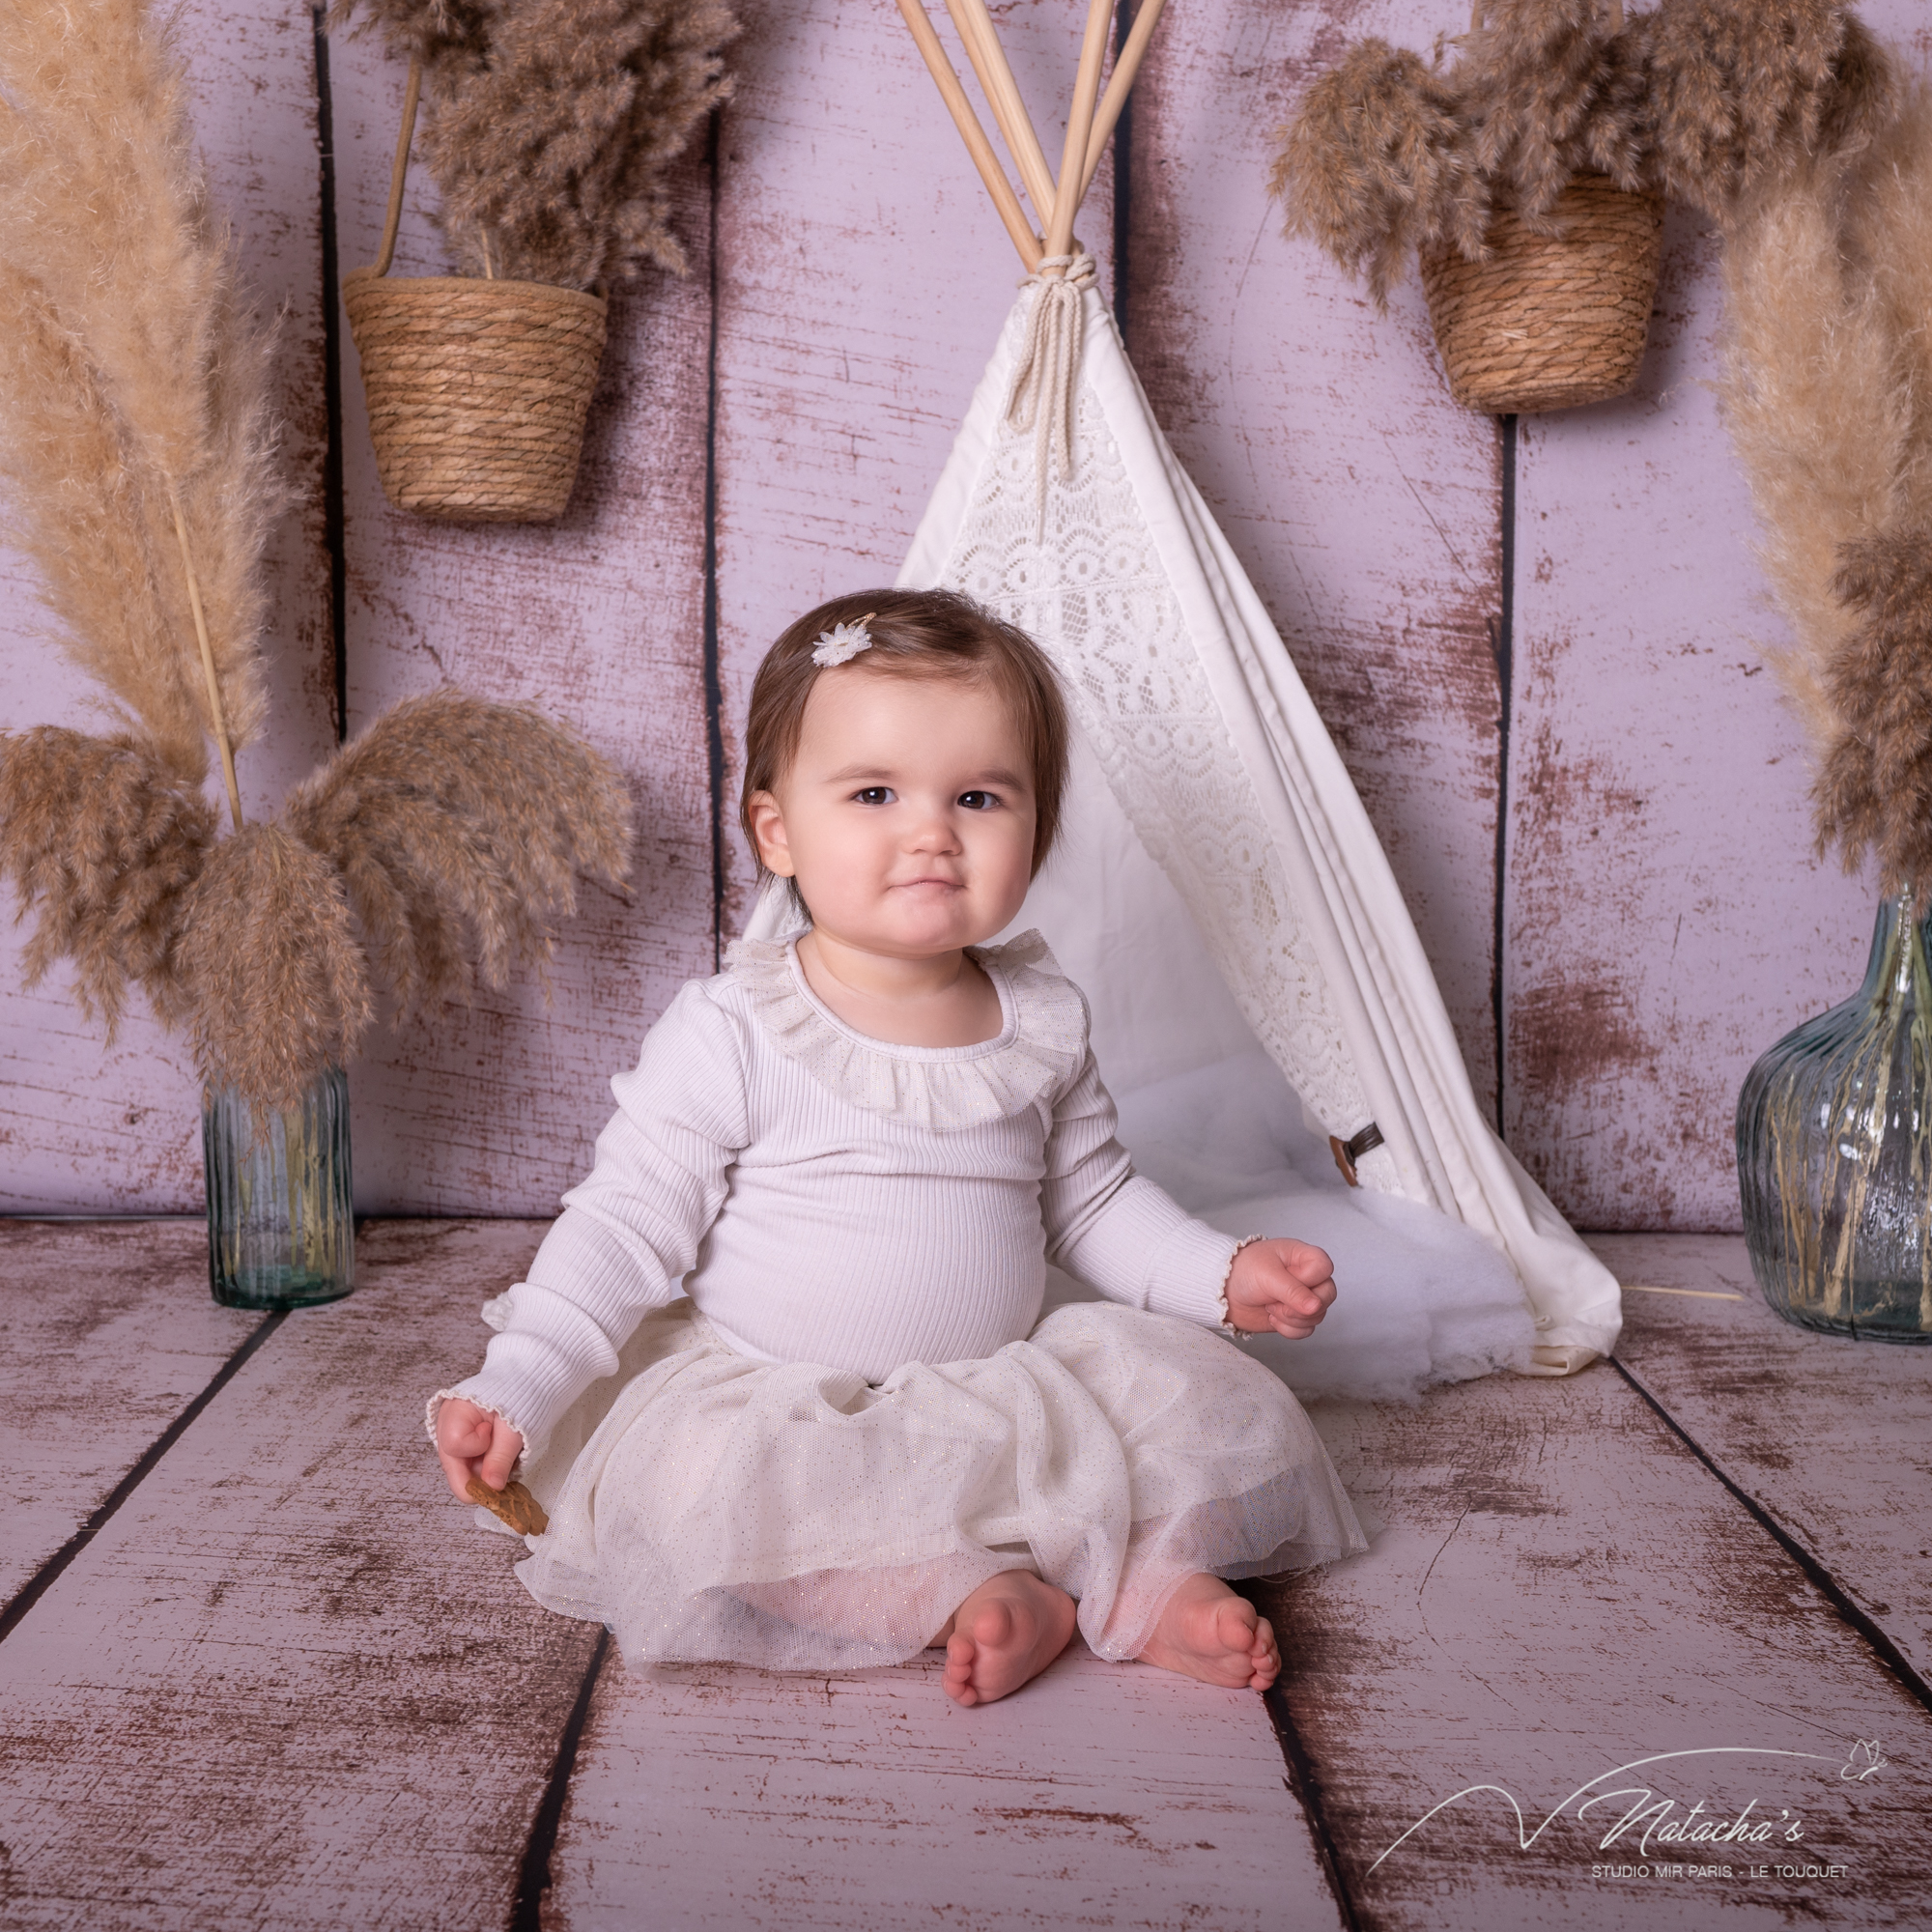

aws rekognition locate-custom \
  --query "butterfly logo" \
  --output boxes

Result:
[1839,1740,1888,1782]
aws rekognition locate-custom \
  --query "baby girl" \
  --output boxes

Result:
[432,588,1364,1707]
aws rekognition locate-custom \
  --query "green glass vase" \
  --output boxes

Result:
[202,1065,355,1309]
[1736,892,1932,1342]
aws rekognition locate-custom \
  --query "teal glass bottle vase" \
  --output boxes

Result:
[202,1065,355,1309]
[1736,891,1932,1342]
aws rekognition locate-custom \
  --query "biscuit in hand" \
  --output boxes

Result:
[467,1475,549,1536]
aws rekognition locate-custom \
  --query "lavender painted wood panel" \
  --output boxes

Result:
[1502,22,1932,1231]
[0,1219,256,1605]
[11,0,1932,1236]
[1593,1231,1932,1688]
[0,1218,599,1931]
[547,1642,1343,1930]
[710,0,1119,929]
[326,31,718,1215]
[1259,1370,1932,1928]
[1128,0,1506,1121]
[0,0,337,1213]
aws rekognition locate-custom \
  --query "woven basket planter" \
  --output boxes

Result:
[343,60,608,524]
[344,270,606,523]
[1418,175,1664,415]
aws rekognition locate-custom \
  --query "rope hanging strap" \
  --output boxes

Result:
[1005,249,1096,519]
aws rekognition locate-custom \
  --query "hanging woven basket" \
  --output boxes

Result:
[1416,2,1663,415]
[1419,176,1663,414]
[341,63,607,524]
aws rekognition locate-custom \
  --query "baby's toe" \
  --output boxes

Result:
[943,1641,980,1705]
[1249,1618,1281,1687]
[1216,1597,1259,1651]
[965,1597,1017,1651]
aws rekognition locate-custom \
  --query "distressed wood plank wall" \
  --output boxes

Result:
[2,0,1917,1231]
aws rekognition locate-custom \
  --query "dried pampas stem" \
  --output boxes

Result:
[375,56,426,279]
[168,484,244,832]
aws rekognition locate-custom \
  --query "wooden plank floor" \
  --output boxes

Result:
[0,1220,1925,1930]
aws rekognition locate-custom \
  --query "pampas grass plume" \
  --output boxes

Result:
[1716,138,1909,749]
[0,728,216,1036]
[1461,0,1619,222]
[1814,531,1932,892]
[0,0,283,780]
[175,826,374,1109]
[1269,40,1486,309]
[1718,71,1932,895]
[1271,2,1889,297]
[1850,79,1932,527]
[1,692,635,1110]
[336,0,738,289]
[284,688,635,1025]
[426,0,737,288]
[1648,0,1851,214]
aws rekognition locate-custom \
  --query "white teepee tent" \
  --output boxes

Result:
[767,0,1622,1392]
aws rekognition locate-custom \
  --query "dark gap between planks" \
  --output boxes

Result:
[311,2,350,745]
[510,1626,611,1932]
[0,1310,287,1645]
[1111,0,1136,339]
[1610,1355,1932,1718]
[1491,412,1517,1140]
[1258,1656,1366,1932]
[701,107,728,972]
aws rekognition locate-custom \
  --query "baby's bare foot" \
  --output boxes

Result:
[1136,1573,1280,1690]
[936,1571,1076,1707]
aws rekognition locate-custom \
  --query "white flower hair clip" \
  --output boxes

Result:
[811,611,876,668]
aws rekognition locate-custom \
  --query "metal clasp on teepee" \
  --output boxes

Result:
[1329,1122,1385,1188]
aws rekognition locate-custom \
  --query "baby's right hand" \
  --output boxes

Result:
[435,1398,526,1502]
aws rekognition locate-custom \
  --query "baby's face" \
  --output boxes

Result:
[753,668,1037,959]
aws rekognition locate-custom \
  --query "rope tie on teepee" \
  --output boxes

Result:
[1005,249,1096,525]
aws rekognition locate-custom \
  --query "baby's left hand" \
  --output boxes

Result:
[1224,1238,1337,1340]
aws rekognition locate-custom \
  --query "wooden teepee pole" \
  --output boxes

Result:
[1045,0,1114,263]
[897,0,1043,270]
[943,0,1060,220]
[903,0,1170,277]
[1080,0,1169,199]
[168,484,244,832]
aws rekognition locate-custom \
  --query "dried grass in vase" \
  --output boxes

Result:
[0,0,635,1114]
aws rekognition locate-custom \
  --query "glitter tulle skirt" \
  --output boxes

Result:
[512,1297,1367,1671]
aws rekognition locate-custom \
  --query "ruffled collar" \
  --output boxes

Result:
[722,928,1087,1130]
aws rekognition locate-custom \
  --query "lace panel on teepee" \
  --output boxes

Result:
[935,379,1371,1136]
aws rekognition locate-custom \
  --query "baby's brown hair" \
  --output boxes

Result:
[740,588,1071,887]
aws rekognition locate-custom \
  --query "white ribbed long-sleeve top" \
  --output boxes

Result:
[442,931,1240,1458]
